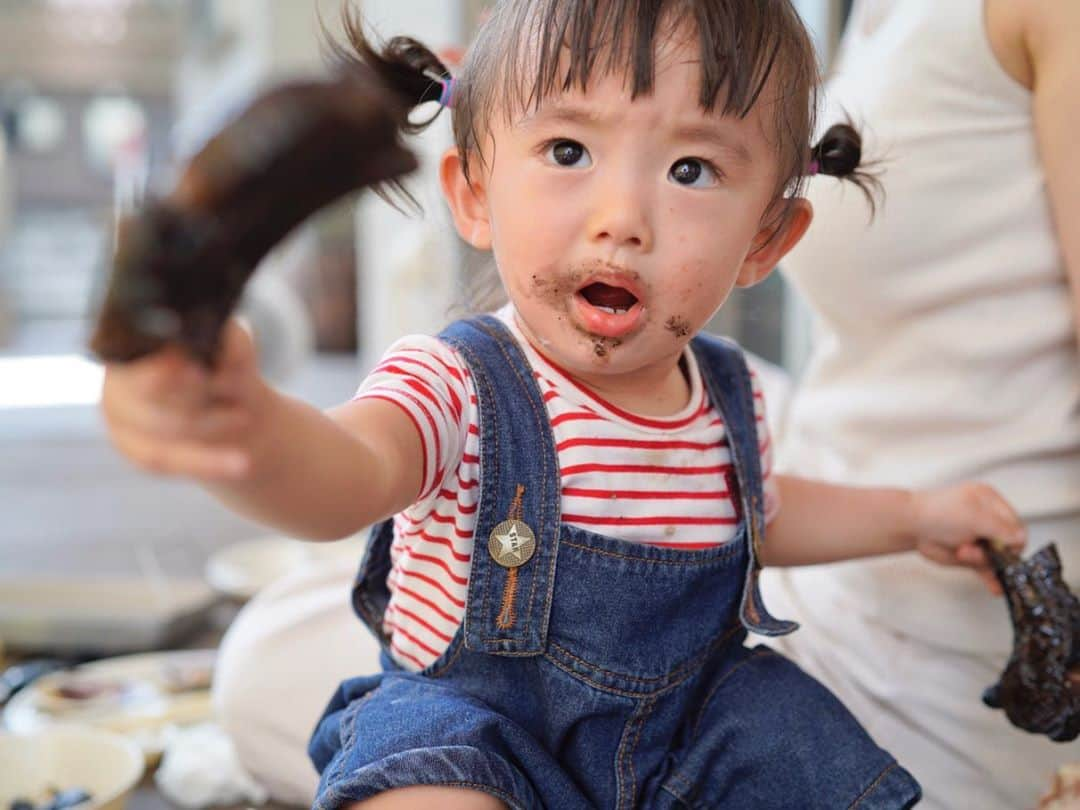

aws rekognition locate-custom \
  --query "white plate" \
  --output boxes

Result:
[205,534,364,601]
[204,536,311,600]
[3,649,215,762]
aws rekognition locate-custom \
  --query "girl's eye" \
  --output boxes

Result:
[545,139,591,168]
[669,158,719,188]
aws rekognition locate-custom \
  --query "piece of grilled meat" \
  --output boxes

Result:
[89,71,416,366]
[979,539,1080,742]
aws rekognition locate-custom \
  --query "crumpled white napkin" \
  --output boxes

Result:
[154,723,269,808]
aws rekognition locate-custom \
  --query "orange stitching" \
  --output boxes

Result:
[614,699,653,810]
[508,483,525,521]
[496,566,519,629]
[625,701,650,809]
[849,762,898,809]
[494,482,526,629]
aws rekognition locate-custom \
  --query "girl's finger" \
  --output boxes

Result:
[980,490,1026,548]
[104,381,210,439]
[153,405,252,441]
[919,543,956,567]
[977,568,1003,596]
[122,399,249,443]
[125,348,207,403]
[955,543,986,567]
[206,370,254,403]
[111,429,250,480]
[218,318,258,372]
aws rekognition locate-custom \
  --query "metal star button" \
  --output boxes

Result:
[488,519,537,568]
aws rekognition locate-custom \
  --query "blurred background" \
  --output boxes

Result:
[0,0,849,579]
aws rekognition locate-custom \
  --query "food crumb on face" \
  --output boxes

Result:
[665,316,691,338]
[592,337,622,357]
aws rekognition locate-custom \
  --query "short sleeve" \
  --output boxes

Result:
[355,336,472,500]
[750,369,781,524]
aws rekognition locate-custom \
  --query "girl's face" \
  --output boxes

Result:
[444,34,810,394]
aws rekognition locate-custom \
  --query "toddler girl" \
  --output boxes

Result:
[102,1,1027,807]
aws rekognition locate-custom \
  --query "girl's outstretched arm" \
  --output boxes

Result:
[762,476,1027,594]
[102,319,422,541]
[208,393,423,541]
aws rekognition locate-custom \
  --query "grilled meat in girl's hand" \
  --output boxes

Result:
[979,539,1080,742]
[89,72,417,366]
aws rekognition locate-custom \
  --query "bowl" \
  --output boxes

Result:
[205,534,365,601]
[204,536,311,601]
[0,726,144,810]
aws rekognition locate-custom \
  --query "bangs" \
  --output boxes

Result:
[490,0,802,122]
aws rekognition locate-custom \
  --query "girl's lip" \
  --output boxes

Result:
[571,271,647,339]
[573,294,645,338]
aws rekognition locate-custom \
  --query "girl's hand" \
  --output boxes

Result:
[101,318,267,481]
[911,483,1027,595]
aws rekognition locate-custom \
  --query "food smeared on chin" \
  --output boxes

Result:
[592,337,622,358]
[978,539,1080,742]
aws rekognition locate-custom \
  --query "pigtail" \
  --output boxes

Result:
[810,122,883,215]
[326,5,453,122]
[320,4,454,209]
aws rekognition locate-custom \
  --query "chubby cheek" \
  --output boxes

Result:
[489,211,574,297]
[655,259,735,334]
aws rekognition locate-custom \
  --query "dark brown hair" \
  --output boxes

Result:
[326,0,878,216]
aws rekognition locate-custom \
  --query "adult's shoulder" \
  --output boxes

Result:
[985,0,1035,89]
[986,0,1080,89]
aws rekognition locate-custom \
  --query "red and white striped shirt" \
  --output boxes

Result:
[357,311,779,671]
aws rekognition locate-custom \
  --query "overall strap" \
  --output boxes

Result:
[438,315,561,655]
[690,333,798,637]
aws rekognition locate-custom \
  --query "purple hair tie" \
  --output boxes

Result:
[438,77,456,108]
[806,159,820,176]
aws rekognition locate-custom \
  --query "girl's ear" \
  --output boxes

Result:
[735,198,813,287]
[440,146,492,250]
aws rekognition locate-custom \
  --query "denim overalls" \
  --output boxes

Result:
[309,316,921,809]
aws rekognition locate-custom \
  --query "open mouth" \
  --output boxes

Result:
[573,280,645,339]
[578,282,639,314]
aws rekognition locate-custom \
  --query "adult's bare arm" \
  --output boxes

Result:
[1026,0,1080,350]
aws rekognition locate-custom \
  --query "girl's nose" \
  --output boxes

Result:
[587,175,653,252]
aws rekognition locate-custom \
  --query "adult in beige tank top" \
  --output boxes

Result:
[765,1,1080,807]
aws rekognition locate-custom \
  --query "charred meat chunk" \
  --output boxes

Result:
[90,71,416,365]
[979,540,1080,742]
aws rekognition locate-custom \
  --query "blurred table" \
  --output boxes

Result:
[128,603,294,810]
[130,776,297,810]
